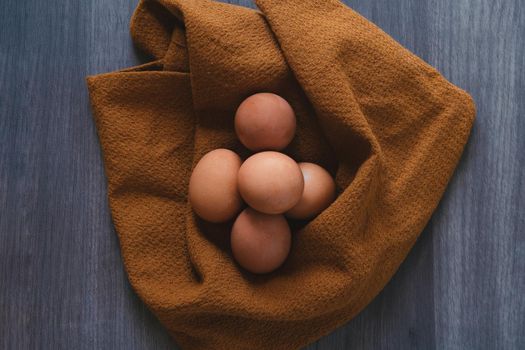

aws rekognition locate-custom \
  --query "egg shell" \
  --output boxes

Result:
[235,93,296,151]
[238,151,304,214]
[188,149,243,223]
[231,208,291,274]
[286,162,336,219]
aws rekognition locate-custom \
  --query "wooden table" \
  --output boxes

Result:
[1,0,523,349]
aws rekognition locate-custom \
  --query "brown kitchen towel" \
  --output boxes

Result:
[87,0,475,349]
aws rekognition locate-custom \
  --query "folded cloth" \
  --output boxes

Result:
[87,0,475,349]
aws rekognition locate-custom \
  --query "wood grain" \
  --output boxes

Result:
[0,0,523,349]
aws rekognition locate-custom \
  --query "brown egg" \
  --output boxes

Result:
[231,208,291,274]
[188,149,243,223]
[234,93,296,151]
[238,151,304,214]
[286,162,336,219]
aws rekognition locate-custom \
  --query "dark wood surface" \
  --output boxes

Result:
[1,0,523,349]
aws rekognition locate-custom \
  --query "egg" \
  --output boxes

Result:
[231,208,291,274]
[238,151,304,214]
[286,162,336,219]
[234,93,296,151]
[188,149,243,223]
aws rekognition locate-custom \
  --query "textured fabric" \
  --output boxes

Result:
[86,0,475,349]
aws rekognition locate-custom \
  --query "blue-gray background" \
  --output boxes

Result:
[1,0,523,349]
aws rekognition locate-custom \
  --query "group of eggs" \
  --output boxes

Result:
[189,93,336,274]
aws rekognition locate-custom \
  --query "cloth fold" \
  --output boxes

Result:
[87,0,475,349]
